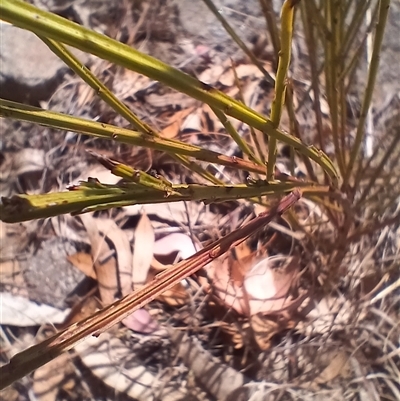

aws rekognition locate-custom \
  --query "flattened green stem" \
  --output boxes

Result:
[38,36,221,185]
[202,0,275,85]
[38,36,150,135]
[86,150,180,195]
[343,0,391,188]
[0,0,338,185]
[0,180,324,223]
[267,0,298,180]
[0,99,266,176]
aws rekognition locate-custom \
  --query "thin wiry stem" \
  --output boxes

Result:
[343,0,391,188]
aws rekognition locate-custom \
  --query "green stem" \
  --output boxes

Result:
[343,0,391,188]
[0,0,338,185]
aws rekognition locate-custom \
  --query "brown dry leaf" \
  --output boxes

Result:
[233,240,253,262]
[210,256,249,316]
[33,353,71,401]
[149,266,188,306]
[60,296,100,329]
[132,212,155,289]
[250,314,280,350]
[219,63,266,87]
[67,252,97,280]
[220,321,245,350]
[80,215,118,305]
[0,258,28,298]
[157,282,188,306]
[201,104,225,131]
[148,260,189,306]
[198,64,225,84]
[244,255,300,315]
[209,254,300,317]
[160,107,195,138]
[0,259,24,288]
[95,219,133,297]
[314,350,351,384]
[0,387,19,401]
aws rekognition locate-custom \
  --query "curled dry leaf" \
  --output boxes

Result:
[67,252,96,280]
[132,211,155,289]
[95,218,133,297]
[313,350,351,385]
[160,107,195,138]
[210,254,300,316]
[244,255,300,315]
[148,232,200,307]
[80,215,119,305]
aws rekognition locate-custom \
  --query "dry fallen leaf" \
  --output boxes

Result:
[314,350,351,384]
[210,256,249,316]
[80,215,119,305]
[160,107,195,138]
[95,218,133,297]
[132,211,155,289]
[209,254,300,316]
[67,252,97,280]
[249,314,280,351]
[244,255,299,315]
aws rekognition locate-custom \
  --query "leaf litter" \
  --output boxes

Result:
[1,1,399,400]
